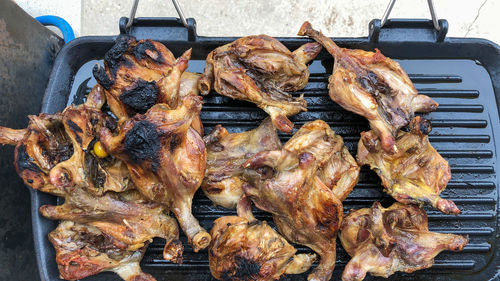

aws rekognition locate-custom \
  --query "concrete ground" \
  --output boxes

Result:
[13,0,500,45]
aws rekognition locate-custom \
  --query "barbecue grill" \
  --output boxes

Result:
[29,0,500,280]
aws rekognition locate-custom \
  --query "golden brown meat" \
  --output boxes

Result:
[100,96,211,251]
[0,85,130,196]
[340,202,468,281]
[357,116,458,214]
[40,189,183,263]
[199,35,322,133]
[49,221,156,281]
[242,120,346,281]
[179,72,204,135]
[285,120,360,201]
[202,118,281,208]
[298,22,438,153]
[209,200,316,281]
[93,35,191,120]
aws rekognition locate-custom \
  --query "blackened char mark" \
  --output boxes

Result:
[124,120,161,172]
[169,133,181,153]
[120,79,159,114]
[358,70,390,97]
[132,40,164,63]
[93,35,136,90]
[16,144,42,173]
[65,119,83,144]
[105,35,135,78]
[221,256,262,281]
[418,119,432,135]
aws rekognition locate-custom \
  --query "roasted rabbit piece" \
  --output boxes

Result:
[93,35,191,120]
[202,118,281,208]
[100,96,211,251]
[49,221,156,281]
[340,202,468,281]
[298,22,438,153]
[209,198,316,281]
[0,85,130,196]
[40,189,183,263]
[243,120,346,281]
[199,35,322,133]
[287,120,360,201]
[357,116,458,214]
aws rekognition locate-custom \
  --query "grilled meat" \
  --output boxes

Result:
[209,197,316,281]
[100,96,211,251]
[242,120,347,281]
[340,202,468,281]
[93,35,191,120]
[202,118,281,208]
[286,120,360,201]
[199,35,322,133]
[40,189,183,263]
[180,72,204,135]
[298,22,438,153]
[49,221,156,281]
[0,85,130,196]
[357,116,458,214]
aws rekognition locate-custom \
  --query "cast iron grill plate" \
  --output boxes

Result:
[34,25,500,281]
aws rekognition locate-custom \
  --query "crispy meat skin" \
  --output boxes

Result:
[0,85,130,196]
[40,189,183,263]
[357,116,458,214]
[209,214,316,281]
[340,202,468,281]
[49,221,156,281]
[298,22,438,153]
[93,35,191,120]
[243,120,347,281]
[286,119,360,201]
[202,118,281,208]
[199,35,322,133]
[100,96,211,251]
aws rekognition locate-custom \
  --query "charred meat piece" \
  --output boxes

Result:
[100,96,211,251]
[340,202,468,281]
[298,22,438,153]
[93,35,191,120]
[0,85,129,196]
[40,189,183,263]
[357,116,458,214]
[49,221,156,281]
[199,35,322,133]
[209,198,316,281]
[202,118,281,208]
[242,120,346,281]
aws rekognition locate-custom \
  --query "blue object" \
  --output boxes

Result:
[36,15,75,43]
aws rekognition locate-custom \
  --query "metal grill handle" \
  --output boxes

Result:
[381,0,441,31]
[126,0,189,29]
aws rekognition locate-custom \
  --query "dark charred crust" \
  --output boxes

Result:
[16,144,42,173]
[66,120,83,144]
[124,120,161,172]
[418,119,432,135]
[92,64,113,90]
[169,133,181,153]
[66,119,83,133]
[221,256,261,281]
[105,35,135,78]
[120,79,159,114]
[132,40,164,63]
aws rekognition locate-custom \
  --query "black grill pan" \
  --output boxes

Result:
[32,17,500,281]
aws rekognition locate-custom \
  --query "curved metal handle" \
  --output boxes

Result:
[126,0,188,29]
[381,0,441,31]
